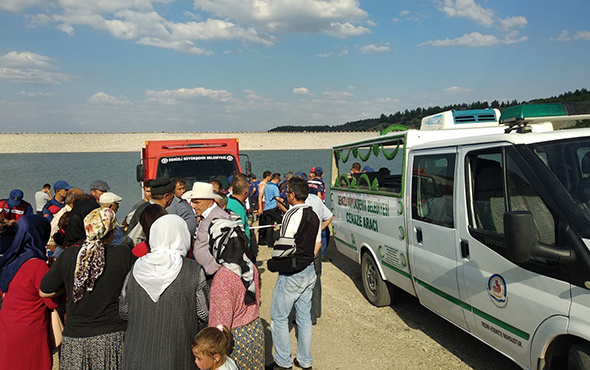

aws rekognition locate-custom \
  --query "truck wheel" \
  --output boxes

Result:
[568,343,590,370]
[361,253,391,307]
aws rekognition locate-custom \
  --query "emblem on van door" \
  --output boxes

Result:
[487,274,508,308]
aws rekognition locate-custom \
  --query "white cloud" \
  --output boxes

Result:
[438,0,495,27]
[551,30,571,42]
[146,87,234,104]
[0,51,55,69]
[0,51,77,84]
[445,86,472,93]
[359,43,389,53]
[88,92,132,105]
[316,49,348,58]
[194,0,371,38]
[323,90,354,99]
[293,87,312,96]
[0,0,39,12]
[502,30,528,45]
[499,16,528,31]
[550,30,590,42]
[137,38,213,55]
[419,32,499,47]
[399,10,411,16]
[18,91,55,97]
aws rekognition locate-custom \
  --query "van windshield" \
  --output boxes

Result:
[156,154,239,188]
[530,137,590,228]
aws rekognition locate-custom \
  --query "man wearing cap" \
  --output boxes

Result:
[42,180,73,221]
[124,178,175,248]
[182,182,228,276]
[100,192,125,246]
[0,189,34,226]
[166,178,197,237]
[90,180,110,202]
[307,167,325,201]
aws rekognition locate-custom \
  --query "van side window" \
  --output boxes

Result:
[333,139,404,194]
[411,154,455,228]
[469,149,556,245]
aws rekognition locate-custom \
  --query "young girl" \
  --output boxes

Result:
[192,325,238,370]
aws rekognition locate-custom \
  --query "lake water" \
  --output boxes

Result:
[0,150,332,218]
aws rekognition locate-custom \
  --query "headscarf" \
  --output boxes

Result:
[132,214,190,303]
[209,218,256,305]
[0,215,50,293]
[63,198,100,247]
[72,207,116,303]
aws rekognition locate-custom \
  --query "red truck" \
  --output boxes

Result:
[136,138,251,189]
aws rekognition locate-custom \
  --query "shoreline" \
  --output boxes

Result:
[0,131,378,153]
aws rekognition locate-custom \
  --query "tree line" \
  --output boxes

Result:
[269,88,590,132]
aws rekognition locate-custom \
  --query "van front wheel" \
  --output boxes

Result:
[568,343,590,370]
[361,253,391,307]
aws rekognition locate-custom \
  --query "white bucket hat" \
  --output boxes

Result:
[181,182,222,200]
[99,191,122,204]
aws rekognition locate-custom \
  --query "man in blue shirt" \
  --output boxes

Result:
[261,173,283,247]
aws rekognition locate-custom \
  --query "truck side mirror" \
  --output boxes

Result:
[504,211,570,263]
[245,160,252,177]
[136,164,144,182]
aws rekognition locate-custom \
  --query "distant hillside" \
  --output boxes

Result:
[269,88,590,132]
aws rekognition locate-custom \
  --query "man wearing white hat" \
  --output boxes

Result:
[99,191,124,246]
[182,182,229,276]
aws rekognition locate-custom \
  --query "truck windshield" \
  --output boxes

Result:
[530,137,590,230]
[156,154,239,188]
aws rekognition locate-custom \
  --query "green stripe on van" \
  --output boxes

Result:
[382,260,411,279]
[335,238,530,341]
[334,236,357,251]
[413,277,530,341]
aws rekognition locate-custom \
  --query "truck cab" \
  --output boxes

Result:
[136,138,250,189]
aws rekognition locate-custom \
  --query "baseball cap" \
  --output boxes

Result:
[90,180,110,192]
[99,192,122,204]
[54,180,73,191]
[7,189,23,207]
[311,166,323,175]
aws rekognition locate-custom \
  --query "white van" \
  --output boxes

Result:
[330,103,590,369]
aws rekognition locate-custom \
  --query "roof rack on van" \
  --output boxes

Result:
[500,102,590,133]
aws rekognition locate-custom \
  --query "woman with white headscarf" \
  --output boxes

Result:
[40,207,133,370]
[119,214,209,370]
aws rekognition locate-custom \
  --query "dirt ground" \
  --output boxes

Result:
[257,237,521,370]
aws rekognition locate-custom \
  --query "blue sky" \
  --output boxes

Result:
[0,0,588,132]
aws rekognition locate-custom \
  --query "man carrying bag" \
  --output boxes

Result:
[267,177,321,370]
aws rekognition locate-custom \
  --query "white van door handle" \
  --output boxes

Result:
[416,227,423,243]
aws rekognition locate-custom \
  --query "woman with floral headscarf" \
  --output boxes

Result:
[40,207,133,370]
[0,215,58,370]
[119,214,209,370]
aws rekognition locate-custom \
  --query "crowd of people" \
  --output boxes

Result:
[0,166,333,370]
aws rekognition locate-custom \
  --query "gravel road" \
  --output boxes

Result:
[257,237,521,370]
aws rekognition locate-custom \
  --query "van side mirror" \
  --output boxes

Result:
[136,164,144,182]
[504,211,570,263]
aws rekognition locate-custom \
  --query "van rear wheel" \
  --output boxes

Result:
[568,343,590,370]
[361,253,391,307]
